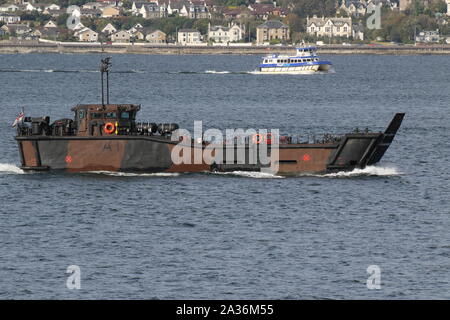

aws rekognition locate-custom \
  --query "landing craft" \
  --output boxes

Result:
[14,58,404,175]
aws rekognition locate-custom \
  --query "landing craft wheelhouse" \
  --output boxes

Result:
[259,46,332,74]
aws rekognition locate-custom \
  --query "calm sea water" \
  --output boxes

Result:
[0,53,449,299]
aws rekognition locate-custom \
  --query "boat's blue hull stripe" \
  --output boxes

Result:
[259,61,332,68]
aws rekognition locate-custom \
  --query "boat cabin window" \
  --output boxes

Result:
[106,112,117,119]
[120,111,130,119]
[78,110,85,119]
[91,112,102,119]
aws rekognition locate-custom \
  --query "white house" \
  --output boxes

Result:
[74,27,98,42]
[339,0,367,17]
[0,13,21,24]
[352,23,364,41]
[306,16,352,38]
[0,4,20,12]
[415,30,441,43]
[111,30,131,43]
[128,23,143,33]
[43,20,57,28]
[177,29,202,45]
[167,2,183,15]
[138,3,167,19]
[208,23,245,43]
[45,4,61,11]
[145,29,166,43]
[131,1,146,15]
[82,2,106,10]
[101,23,117,34]
[178,4,210,19]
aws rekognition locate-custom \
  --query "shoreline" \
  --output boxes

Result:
[1,41,450,55]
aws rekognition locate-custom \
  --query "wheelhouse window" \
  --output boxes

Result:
[91,112,102,119]
[106,112,117,119]
[78,110,85,119]
[120,111,130,119]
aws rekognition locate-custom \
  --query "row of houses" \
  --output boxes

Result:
[67,22,245,44]
[177,20,290,45]
[342,0,450,17]
[2,0,449,23]
[0,19,168,43]
[0,12,21,24]
[0,2,124,19]
[131,1,210,19]
[67,22,168,43]
[1,18,289,44]
[0,1,291,21]
[338,0,398,17]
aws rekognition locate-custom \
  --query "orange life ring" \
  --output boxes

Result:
[104,122,115,134]
[252,134,264,144]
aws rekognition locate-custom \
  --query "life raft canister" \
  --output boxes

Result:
[266,133,272,145]
[104,122,116,134]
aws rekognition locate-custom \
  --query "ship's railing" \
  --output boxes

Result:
[203,133,344,145]
[16,117,76,137]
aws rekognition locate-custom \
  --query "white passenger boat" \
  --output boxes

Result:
[258,46,332,74]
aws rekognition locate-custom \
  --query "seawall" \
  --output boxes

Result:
[1,41,450,55]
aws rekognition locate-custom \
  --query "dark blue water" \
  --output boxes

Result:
[0,53,449,299]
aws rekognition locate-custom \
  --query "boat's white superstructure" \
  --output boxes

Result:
[259,46,332,74]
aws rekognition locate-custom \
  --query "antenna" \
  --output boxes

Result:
[100,57,112,106]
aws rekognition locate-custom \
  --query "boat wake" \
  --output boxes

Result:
[173,70,245,75]
[0,68,333,75]
[86,171,180,177]
[212,171,285,179]
[313,165,402,178]
[204,70,232,74]
[0,163,24,174]
[0,163,400,178]
[171,70,257,75]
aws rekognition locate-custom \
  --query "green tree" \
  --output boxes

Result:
[122,1,133,10]
[56,13,70,27]
[429,0,448,14]
[293,0,337,18]
[193,19,210,35]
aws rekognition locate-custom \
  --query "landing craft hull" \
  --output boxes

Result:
[15,114,405,175]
